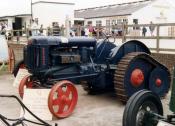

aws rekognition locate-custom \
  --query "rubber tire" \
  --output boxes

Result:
[13,60,24,77]
[123,90,163,126]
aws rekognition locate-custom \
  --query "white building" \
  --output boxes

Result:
[32,1,75,27]
[0,0,75,30]
[74,0,175,27]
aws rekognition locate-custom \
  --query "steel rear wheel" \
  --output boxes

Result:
[114,52,170,102]
[48,80,78,118]
[114,52,153,102]
[123,90,163,126]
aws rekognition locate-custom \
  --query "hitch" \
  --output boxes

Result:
[0,94,57,126]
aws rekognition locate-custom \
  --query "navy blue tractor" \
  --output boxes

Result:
[18,36,171,118]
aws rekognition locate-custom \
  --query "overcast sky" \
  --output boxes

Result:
[0,0,174,16]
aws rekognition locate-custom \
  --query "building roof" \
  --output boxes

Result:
[75,0,156,19]
[0,0,75,19]
[32,1,75,5]
[0,14,31,19]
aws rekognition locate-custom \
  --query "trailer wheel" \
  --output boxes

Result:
[123,90,163,126]
[48,80,78,118]
[13,60,25,77]
[19,75,33,98]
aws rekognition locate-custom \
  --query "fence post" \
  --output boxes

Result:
[156,25,160,53]
[122,23,126,43]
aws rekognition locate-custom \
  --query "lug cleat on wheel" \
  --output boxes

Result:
[48,80,78,118]
[19,75,34,98]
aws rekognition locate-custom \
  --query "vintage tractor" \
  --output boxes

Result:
[19,36,171,118]
[122,67,175,126]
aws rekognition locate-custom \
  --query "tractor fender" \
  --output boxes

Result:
[94,40,116,63]
[109,40,151,64]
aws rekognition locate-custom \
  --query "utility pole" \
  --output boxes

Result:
[31,0,33,20]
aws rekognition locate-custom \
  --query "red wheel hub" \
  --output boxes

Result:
[156,78,162,87]
[48,80,78,118]
[130,69,144,87]
[19,75,33,98]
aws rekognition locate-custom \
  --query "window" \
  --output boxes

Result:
[117,19,122,24]
[112,20,116,25]
[96,20,102,27]
[87,21,92,25]
[133,19,139,30]
[123,19,128,24]
[106,20,110,26]
[133,19,138,24]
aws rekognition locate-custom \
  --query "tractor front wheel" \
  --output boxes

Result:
[19,75,34,98]
[48,80,78,118]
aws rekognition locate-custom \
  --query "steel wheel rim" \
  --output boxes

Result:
[48,80,78,118]
[136,101,158,126]
[19,75,33,98]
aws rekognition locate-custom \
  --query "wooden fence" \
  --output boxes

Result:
[6,23,175,53]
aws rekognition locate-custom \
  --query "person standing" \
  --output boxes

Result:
[88,25,94,37]
[47,26,52,36]
[60,24,65,36]
[31,19,38,36]
[52,22,60,36]
[39,24,44,35]
[85,26,89,37]
[149,21,155,36]
[142,27,147,37]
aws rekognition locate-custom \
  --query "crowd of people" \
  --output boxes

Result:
[0,20,157,40]
[142,21,155,37]
[72,21,156,38]
[71,24,106,38]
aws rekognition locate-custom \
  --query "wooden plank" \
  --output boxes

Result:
[125,36,156,39]
[150,48,175,52]
[156,25,160,53]
[121,36,175,39]
[127,23,175,27]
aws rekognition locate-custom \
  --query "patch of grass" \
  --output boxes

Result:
[0,65,8,75]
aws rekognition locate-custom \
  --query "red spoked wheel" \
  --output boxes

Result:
[48,80,78,118]
[19,75,33,98]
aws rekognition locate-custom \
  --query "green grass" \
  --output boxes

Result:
[0,64,8,75]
